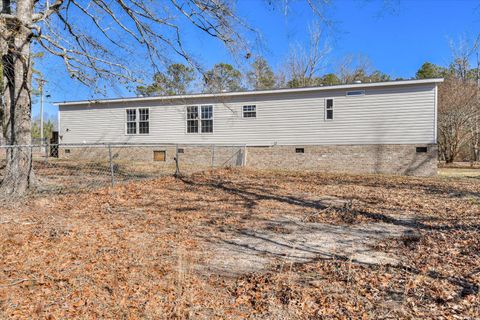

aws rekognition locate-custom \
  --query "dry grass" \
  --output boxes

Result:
[0,168,478,318]
[439,167,480,178]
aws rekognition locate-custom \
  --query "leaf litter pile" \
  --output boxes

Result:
[0,168,479,318]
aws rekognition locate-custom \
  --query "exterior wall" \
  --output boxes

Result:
[57,143,437,176]
[58,83,437,146]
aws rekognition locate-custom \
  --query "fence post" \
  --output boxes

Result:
[44,142,49,164]
[108,144,115,187]
[243,145,247,167]
[211,144,216,168]
[174,144,181,178]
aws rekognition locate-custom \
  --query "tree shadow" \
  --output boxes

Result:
[181,175,479,301]
[181,175,479,233]
[181,176,330,212]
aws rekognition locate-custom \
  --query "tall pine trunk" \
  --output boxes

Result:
[1,0,35,196]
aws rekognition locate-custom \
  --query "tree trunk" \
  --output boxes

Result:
[0,0,35,196]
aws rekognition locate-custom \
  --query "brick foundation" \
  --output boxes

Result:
[57,144,437,176]
[247,144,438,176]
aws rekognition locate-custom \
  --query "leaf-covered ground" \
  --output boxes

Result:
[0,169,478,319]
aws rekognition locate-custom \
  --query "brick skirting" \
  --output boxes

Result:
[57,144,437,176]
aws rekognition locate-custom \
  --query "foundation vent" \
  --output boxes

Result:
[153,150,166,161]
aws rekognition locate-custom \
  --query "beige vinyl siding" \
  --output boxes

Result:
[58,83,436,145]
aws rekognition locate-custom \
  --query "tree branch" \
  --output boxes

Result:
[32,0,65,22]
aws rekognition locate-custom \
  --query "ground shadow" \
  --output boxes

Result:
[180,175,479,301]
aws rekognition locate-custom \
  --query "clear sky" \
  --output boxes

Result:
[35,0,480,121]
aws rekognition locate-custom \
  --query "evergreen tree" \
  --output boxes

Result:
[31,119,55,140]
[367,70,391,82]
[247,58,276,90]
[319,73,341,86]
[204,63,243,93]
[415,62,445,79]
[136,63,195,96]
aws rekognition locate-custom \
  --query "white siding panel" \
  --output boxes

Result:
[59,83,436,145]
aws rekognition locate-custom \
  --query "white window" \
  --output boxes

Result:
[126,108,149,135]
[243,105,256,118]
[139,108,149,134]
[346,90,365,96]
[126,109,137,134]
[186,105,213,133]
[201,105,213,133]
[186,106,199,133]
[325,98,334,120]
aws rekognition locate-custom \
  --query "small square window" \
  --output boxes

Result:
[416,147,428,153]
[65,149,71,154]
[295,148,305,154]
[243,105,256,118]
[177,148,184,154]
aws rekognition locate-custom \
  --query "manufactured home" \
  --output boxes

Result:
[55,78,443,176]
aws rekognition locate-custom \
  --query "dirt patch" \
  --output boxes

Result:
[205,216,414,275]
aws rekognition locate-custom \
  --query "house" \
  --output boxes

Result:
[55,78,443,176]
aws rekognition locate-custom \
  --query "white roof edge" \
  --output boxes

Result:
[54,78,444,106]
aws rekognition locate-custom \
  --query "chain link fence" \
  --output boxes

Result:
[0,143,247,194]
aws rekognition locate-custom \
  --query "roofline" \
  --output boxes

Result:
[54,78,444,106]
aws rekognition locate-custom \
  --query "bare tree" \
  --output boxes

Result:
[442,35,480,162]
[335,54,390,84]
[285,22,330,88]
[448,35,480,82]
[337,54,370,84]
[469,114,480,161]
[0,0,258,196]
[438,78,480,163]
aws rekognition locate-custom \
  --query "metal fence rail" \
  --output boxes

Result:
[0,143,247,194]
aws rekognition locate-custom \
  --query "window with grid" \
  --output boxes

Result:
[187,105,213,133]
[201,105,213,133]
[126,108,150,135]
[126,109,137,134]
[138,108,149,134]
[243,105,256,118]
[325,99,334,120]
[186,106,199,133]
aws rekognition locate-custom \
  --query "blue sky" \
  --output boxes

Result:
[35,0,480,121]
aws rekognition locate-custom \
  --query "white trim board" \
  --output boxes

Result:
[55,78,444,107]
